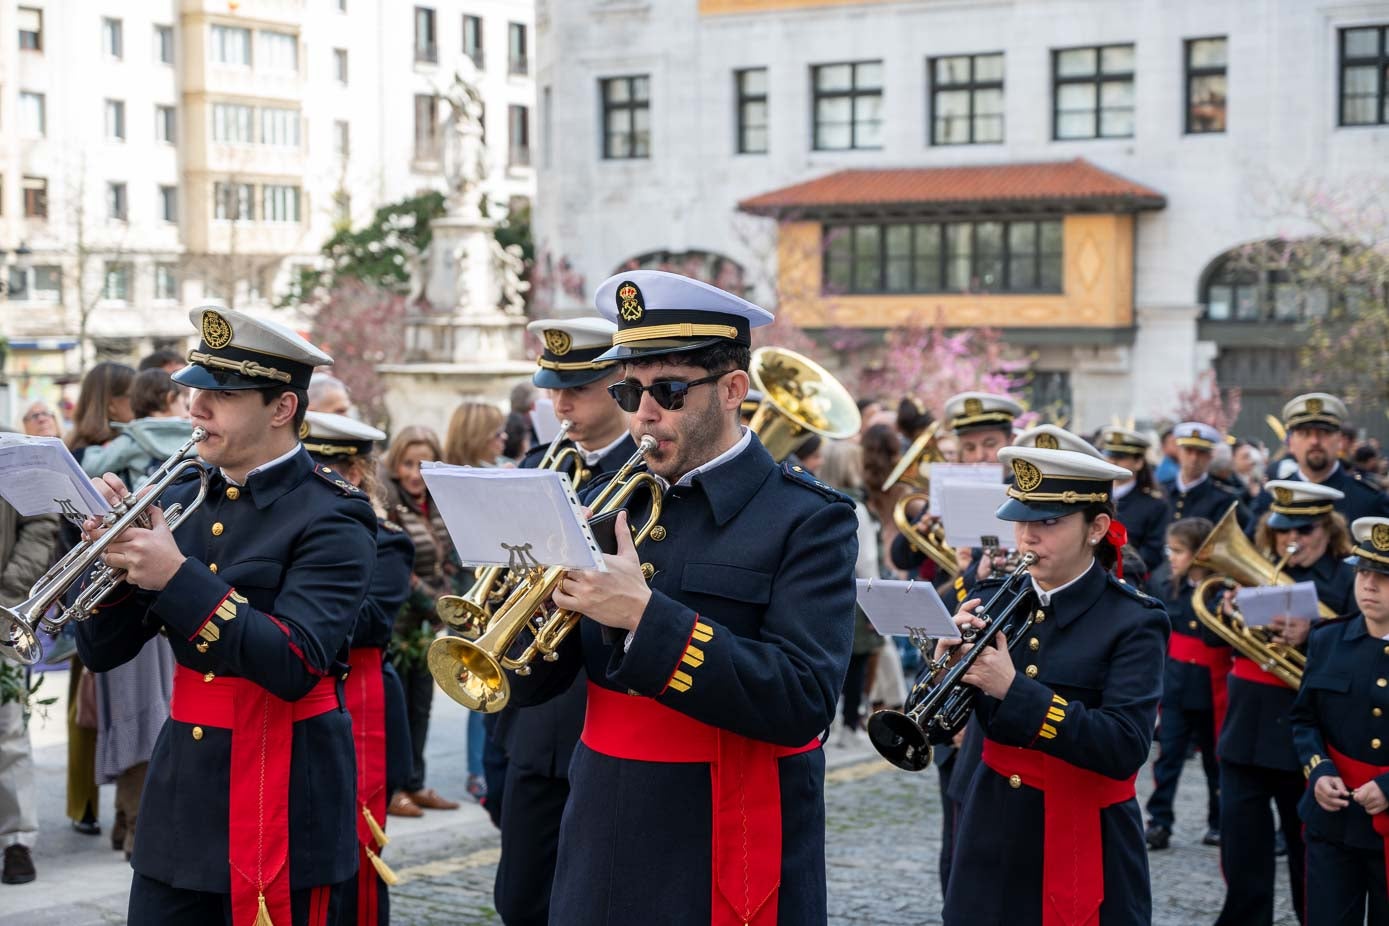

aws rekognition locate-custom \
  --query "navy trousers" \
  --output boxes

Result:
[494,765,570,926]
[1215,759,1306,925]
[1305,833,1389,926]
[128,873,348,926]
[1146,706,1220,830]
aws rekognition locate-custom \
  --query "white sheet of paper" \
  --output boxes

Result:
[940,482,1013,549]
[1236,581,1321,626]
[0,434,111,518]
[927,463,1003,516]
[856,578,960,639]
[530,399,563,446]
[420,464,605,571]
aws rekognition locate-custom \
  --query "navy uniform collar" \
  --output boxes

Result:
[218,446,315,510]
[1045,559,1111,629]
[1345,614,1369,641]
[682,432,775,527]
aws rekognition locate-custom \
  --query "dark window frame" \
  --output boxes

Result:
[22,176,46,218]
[155,24,174,64]
[508,22,527,75]
[811,60,883,151]
[414,6,437,63]
[1051,43,1136,140]
[463,14,483,69]
[1184,36,1227,134]
[18,6,42,51]
[508,103,530,166]
[928,52,1005,146]
[735,67,768,154]
[1338,25,1389,127]
[599,75,651,160]
[159,184,178,222]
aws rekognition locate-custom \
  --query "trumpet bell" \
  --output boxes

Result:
[866,709,934,771]
[426,636,510,713]
[436,595,488,639]
[0,608,41,666]
[749,347,861,462]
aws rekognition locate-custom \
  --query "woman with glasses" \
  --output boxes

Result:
[20,402,61,437]
[1216,480,1353,926]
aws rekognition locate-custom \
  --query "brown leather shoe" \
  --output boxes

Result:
[387,792,423,818]
[407,788,460,810]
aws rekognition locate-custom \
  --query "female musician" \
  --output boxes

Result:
[1101,427,1170,576]
[1217,479,1352,925]
[1291,516,1389,925]
[940,446,1168,926]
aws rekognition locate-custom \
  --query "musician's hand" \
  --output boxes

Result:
[934,598,983,661]
[974,551,1006,582]
[1270,615,1311,647]
[960,631,1016,699]
[101,506,185,591]
[955,547,974,574]
[1314,774,1352,812]
[951,729,967,748]
[1220,588,1237,618]
[551,510,651,632]
[81,474,132,541]
[1354,779,1389,815]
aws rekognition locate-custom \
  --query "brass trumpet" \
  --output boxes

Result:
[747,347,860,462]
[427,436,663,712]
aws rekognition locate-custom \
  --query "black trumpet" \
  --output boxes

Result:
[867,553,1037,771]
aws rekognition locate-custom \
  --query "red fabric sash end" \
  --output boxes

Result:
[981,738,1137,926]
[1230,654,1294,690]
[170,665,339,926]
[346,648,388,925]
[580,682,818,926]
[1326,745,1389,891]
[1168,634,1233,737]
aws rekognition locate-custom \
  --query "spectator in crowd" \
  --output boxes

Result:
[861,423,908,558]
[1351,442,1384,490]
[796,434,824,475]
[1232,440,1267,496]
[137,349,185,374]
[896,398,933,443]
[503,382,537,461]
[20,402,60,438]
[307,373,352,416]
[1156,425,1180,484]
[855,397,882,443]
[79,370,192,489]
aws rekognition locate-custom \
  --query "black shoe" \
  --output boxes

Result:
[1202,828,1221,846]
[2,845,35,884]
[1274,830,1287,857]
[1145,823,1171,850]
[71,818,101,836]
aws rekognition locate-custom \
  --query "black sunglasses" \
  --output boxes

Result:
[1277,523,1319,536]
[607,371,728,413]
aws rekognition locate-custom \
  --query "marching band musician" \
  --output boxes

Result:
[1291,517,1389,925]
[1102,427,1171,575]
[1162,422,1250,527]
[506,270,859,925]
[940,446,1168,925]
[75,307,377,926]
[1216,480,1353,926]
[302,412,415,926]
[491,316,634,926]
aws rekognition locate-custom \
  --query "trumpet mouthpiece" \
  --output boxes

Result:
[638,435,658,454]
[191,427,208,442]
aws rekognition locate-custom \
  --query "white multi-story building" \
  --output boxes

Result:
[534,0,1389,438]
[0,0,535,420]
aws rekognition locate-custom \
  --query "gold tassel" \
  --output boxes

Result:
[362,805,389,848]
[254,891,275,926]
[364,846,400,886]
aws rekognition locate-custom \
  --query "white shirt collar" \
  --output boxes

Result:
[224,442,302,486]
[1175,472,1208,493]
[673,426,753,488]
[1030,560,1094,607]
[1112,480,1136,500]
[577,431,630,467]
[1298,461,1341,483]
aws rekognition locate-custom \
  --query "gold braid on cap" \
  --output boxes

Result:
[535,357,615,371]
[187,351,292,384]
[1006,485,1111,505]
[611,323,740,345]
[301,441,360,456]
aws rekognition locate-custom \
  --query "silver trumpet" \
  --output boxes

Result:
[0,428,210,665]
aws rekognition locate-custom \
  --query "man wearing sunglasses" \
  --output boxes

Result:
[491,316,635,926]
[505,269,858,926]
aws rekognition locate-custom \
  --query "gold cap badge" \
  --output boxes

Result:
[1013,459,1043,492]
[201,311,234,350]
[963,398,984,417]
[298,420,311,440]
[1373,523,1389,552]
[617,281,644,323]
[1273,486,1294,506]
[543,329,573,356]
[1306,397,1323,415]
[1036,433,1060,450]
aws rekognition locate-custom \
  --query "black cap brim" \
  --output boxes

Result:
[172,363,269,391]
[1266,511,1321,531]
[996,498,1084,523]
[1351,554,1389,576]
[533,366,615,389]
[595,337,729,364]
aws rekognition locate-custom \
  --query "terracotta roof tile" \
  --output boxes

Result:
[738,158,1165,216]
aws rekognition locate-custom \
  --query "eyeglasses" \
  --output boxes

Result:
[1279,524,1320,536]
[22,410,54,422]
[607,371,728,413]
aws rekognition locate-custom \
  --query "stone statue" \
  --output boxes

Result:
[439,67,487,216]
[492,239,530,316]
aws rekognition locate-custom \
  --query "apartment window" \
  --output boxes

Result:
[156,105,176,143]
[107,182,128,221]
[600,76,650,159]
[105,99,126,141]
[259,30,298,73]
[1184,38,1227,133]
[333,47,348,83]
[508,104,530,165]
[336,0,347,11]
[1053,44,1135,139]
[812,61,883,150]
[464,15,483,69]
[155,25,174,64]
[930,53,1004,145]
[735,68,768,154]
[7,265,61,302]
[1340,26,1389,126]
[414,93,440,159]
[155,264,178,301]
[103,262,132,301]
[823,219,1063,295]
[260,107,301,147]
[22,176,47,218]
[158,185,178,222]
[210,25,251,66]
[103,17,123,59]
[509,22,527,75]
[19,91,44,137]
[334,120,350,158]
[18,7,41,51]
[542,85,552,168]
[214,182,255,220]
[262,185,301,223]
[414,7,437,63]
[212,103,254,143]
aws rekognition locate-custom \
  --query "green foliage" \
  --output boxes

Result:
[0,662,55,718]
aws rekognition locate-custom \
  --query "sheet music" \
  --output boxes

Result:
[421,464,606,571]
[531,399,563,446]
[1236,581,1321,626]
[939,482,1013,549]
[856,578,960,639]
[0,434,110,518]
[927,463,1003,516]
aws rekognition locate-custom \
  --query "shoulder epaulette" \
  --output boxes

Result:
[781,462,853,504]
[312,464,366,497]
[1107,572,1165,609]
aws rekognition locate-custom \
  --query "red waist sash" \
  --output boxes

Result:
[1230,653,1294,690]
[1168,634,1233,737]
[345,648,393,924]
[580,682,819,926]
[1327,745,1389,888]
[982,738,1137,926]
[171,665,340,926]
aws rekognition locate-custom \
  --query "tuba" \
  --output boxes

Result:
[747,347,861,463]
[867,553,1037,770]
[884,422,958,578]
[1189,502,1328,689]
[427,436,663,712]
[0,429,210,665]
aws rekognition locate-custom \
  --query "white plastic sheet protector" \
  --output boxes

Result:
[1235,581,1320,626]
[939,482,1013,550]
[926,463,1003,517]
[856,578,961,640]
[0,434,111,518]
[530,398,564,446]
[420,463,606,572]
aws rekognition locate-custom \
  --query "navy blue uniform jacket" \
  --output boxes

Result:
[1116,485,1170,576]
[75,448,377,892]
[508,434,858,925]
[1161,476,1248,528]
